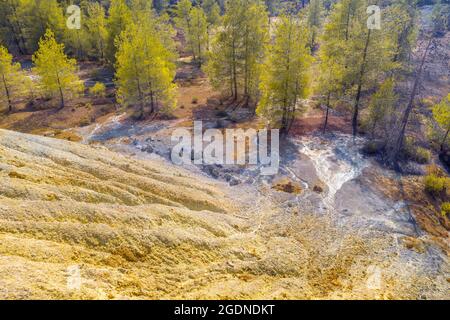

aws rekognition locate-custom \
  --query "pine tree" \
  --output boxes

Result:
[389,37,433,164]
[206,0,268,104]
[189,7,208,66]
[85,2,108,62]
[432,0,448,37]
[366,78,398,139]
[432,94,450,151]
[386,0,418,66]
[115,22,177,118]
[64,3,90,60]
[0,0,29,54]
[174,0,197,61]
[0,46,28,113]
[106,0,132,64]
[202,0,221,50]
[306,0,323,50]
[26,0,65,52]
[315,52,344,133]
[153,0,169,13]
[322,0,397,137]
[257,14,312,134]
[32,29,83,109]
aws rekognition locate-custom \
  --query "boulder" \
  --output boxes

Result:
[313,180,326,193]
[272,177,302,194]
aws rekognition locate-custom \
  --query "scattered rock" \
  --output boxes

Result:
[229,178,241,186]
[204,165,220,179]
[313,181,326,193]
[141,145,154,153]
[272,177,302,194]
[401,236,426,254]
[398,162,425,176]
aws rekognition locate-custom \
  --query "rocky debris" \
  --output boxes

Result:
[272,177,303,194]
[401,236,426,254]
[398,161,426,176]
[313,180,326,193]
[203,165,242,186]
[141,144,154,154]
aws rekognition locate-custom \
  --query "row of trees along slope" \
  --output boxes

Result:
[1,0,449,166]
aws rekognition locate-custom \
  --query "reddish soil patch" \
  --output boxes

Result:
[290,113,353,137]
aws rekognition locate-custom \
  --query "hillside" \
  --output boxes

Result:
[0,129,448,299]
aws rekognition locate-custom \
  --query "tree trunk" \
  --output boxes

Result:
[150,90,155,114]
[232,38,238,101]
[371,119,378,139]
[55,72,65,110]
[440,128,450,152]
[323,92,331,133]
[391,38,433,163]
[2,74,13,113]
[281,23,293,134]
[206,25,210,52]
[311,29,316,51]
[186,16,196,62]
[244,24,249,100]
[196,18,202,67]
[11,2,27,54]
[345,4,351,41]
[352,29,371,137]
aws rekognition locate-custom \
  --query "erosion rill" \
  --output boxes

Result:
[0,129,448,299]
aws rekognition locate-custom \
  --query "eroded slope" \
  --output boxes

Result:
[0,129,447,299]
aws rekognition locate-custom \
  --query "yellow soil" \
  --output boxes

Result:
[0,129,447,299]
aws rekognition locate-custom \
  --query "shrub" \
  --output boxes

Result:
[191,97,198,104]
[440,202,450,217]
[413,147,431,164]
[89,82,106,98]
[424,174,446,195]
[403,137,431,164]
[362,141,384,155]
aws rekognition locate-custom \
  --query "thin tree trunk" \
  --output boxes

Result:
[345,4,351,41]
[11,1,27,54]
[56,73,65,110]
[244,24,249,99]
[391,37,433,163]
[206,25,210,51]
[2,74,13,113]
[281,22,293,134]
[185,16,196,62]
[371,119,378,139]
[149,90,155,114]
[133,55,144,119]
[352,29,371,137]
[323,92,331,133]
[232,38,238,101]
[441,127,450,152]
[196,17,202,67]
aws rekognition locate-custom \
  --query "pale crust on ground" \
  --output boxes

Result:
[0,129,448,299]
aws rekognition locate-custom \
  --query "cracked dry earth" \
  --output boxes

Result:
[0,129,448,299]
